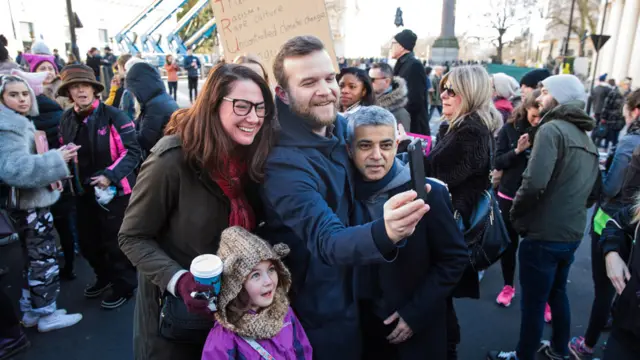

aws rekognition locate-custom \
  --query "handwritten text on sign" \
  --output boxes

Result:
[210,0,337,84]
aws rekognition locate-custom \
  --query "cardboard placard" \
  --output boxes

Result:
[210,0,338,86]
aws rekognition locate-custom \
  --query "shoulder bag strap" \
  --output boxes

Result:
[240,337,276,360]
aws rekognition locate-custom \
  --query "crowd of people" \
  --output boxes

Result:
[1,25,640,360]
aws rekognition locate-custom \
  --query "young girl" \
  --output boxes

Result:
[202,226,312,359]
[0,75,83,332]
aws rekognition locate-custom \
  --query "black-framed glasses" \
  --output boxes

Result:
[223,97,267,118]
[370,77,389,83]
[442,85,456,97]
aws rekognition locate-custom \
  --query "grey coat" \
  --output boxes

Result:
[0,104,68,210]
[376,76,411,131]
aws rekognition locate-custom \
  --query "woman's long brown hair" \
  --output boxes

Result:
[507,89,541,125]
[164,64,278,182]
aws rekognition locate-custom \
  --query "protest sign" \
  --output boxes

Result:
[210,0,338,85]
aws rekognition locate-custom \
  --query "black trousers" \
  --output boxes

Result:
[446,297,460,360]
[187,76,198,102]
[498,196,519,287]
[76,194,136,293]
[0,287,20,338]
[584,230,616,347]
[359,301,398,359]
[50,193,78,271]
[167,81,178,101]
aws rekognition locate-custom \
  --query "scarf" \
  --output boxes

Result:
[354,160,398,200]
[627,116,640,135]
[213,156,256,231]
[73,99,99,121]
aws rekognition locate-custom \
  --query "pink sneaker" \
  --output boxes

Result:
[544,303,552,323]
[496,285,515,307]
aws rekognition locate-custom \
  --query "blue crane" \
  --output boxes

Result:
[140,0,188,53]
[115,0,166,54]
[166,0,210,54]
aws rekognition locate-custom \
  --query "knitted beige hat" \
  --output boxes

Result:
[215,226,292,339]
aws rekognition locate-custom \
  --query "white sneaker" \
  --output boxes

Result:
[37,311,82,332]
[22,309,67,328]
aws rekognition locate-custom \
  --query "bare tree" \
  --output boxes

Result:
[484,0,537,63]
[546,0,600,56]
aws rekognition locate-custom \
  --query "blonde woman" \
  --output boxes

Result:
[424,65,501,359]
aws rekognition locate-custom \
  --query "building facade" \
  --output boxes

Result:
[592,0,640,84]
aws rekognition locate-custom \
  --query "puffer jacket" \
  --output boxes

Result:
[0,103,69,210]
[601,120,640,215]
[31,94,64,150]
[126,62,178,155]
[601,87,626,132]
[59,101,141,196]
[511,101,600,242]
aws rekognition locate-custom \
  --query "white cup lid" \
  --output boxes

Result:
[190,254,223,278]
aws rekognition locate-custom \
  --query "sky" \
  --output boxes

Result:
[342,0,547,58]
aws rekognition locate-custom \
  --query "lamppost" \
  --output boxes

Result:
[564,0,577,56]
[66,0,80,60]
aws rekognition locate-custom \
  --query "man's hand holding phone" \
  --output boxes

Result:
[383,185,431,243]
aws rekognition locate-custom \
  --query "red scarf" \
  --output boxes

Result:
[213,157,256,231]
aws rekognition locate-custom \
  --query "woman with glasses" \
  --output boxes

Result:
[118,64,278,360]
[424,65,502,359]
[338,67,375,116]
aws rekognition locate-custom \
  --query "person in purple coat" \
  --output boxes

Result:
[202,227,313,360]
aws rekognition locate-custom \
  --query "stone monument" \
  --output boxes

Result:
[432,0,459,63]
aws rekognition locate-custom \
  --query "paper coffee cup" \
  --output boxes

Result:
[190,254,223,294]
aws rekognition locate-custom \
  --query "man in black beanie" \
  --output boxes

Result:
[391,29,430,135]
[519,68,551,97]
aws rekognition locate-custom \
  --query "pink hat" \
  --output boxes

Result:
[22,53,57,74]
[11,69,48,96]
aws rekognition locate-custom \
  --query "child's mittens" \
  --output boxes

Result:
[175,272,215,317]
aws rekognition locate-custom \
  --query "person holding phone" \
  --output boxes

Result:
[347,106,467,359]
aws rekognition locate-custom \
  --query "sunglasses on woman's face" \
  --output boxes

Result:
[442,85,456,97]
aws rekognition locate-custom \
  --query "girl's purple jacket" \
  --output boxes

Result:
[201,307,313,360]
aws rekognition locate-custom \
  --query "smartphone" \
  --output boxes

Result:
[408,138,428,202]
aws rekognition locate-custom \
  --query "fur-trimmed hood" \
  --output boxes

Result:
[376,76,409,113]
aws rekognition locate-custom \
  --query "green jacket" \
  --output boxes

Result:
[511,101,599,242]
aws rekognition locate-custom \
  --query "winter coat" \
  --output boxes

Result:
[425,112,493,299]
[600,205,640,352]
[354,158,468,359]
[0,104,69,210]
[590,84,612,117]
[393,53,430,135]
[376,77,411,132]
[31,94,64,150]
[126,63,179,155]
[59,101,141,196]
[182,55,200,78]
[164,63,179,82]
[202,307,313,360]
[601,126,640,216]
[494,117,532,199]
[86,55,102,77]
[494,97,514,125]
[260,98,397,360]
[119,135,263,360]
[430,74,442,106]
[511,101,599,242]
[601,87,626,132]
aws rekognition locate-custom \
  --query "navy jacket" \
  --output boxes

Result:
[126,62,178,155]
[32,94,64,150]
[261,98,395,360]
[182,55,200,78]
[354,159,468,359]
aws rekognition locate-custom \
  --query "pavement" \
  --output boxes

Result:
[0,104,608,359]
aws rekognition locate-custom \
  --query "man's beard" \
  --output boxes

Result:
[289,93,337,130]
